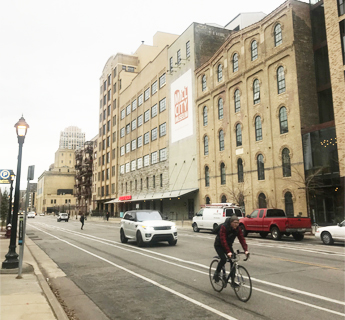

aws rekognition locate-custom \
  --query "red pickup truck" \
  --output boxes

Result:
[239,208,311,241]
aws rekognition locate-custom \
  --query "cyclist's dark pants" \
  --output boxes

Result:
[214,245,235,280]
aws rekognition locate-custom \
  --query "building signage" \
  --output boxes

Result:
[0,169,14,184]
[119,195,132,201]
[170,69,193,143]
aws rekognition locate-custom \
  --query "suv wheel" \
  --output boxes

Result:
[120,229,128,243]
[168,239,177,246]
[136,231,144,247]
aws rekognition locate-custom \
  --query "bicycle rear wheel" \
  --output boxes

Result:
[233,265,252,302]
[209,259,225,292]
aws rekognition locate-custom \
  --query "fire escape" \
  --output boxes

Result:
[74,141,93,215]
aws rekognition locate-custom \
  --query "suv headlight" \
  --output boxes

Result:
[142,225,152,231]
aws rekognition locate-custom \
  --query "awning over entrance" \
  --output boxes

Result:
[104,188,198,204]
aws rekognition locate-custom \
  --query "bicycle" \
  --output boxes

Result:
[209,250,252,302]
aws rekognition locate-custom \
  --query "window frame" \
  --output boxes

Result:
[217,64,223,82]
[237,158,244,183]
[282,148,291,177]
[255,116,262,141]
[277,66,286,94]
[257,154,265,180]
[236,123,242,147]
[274,24,283,47]
[279,106,288,134]
[203,106,208,126]
[253,79,260,105]
[233,53,238,72]
[202,75,207,92]
[204,136,209,155]
[219,130,224,151]
[251,40,258,61]
[218,98,223,120]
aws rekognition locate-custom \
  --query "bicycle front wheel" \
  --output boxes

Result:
[209,259,225,292]
[233,265,252,302]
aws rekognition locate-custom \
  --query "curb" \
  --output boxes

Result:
[25,237,69,320]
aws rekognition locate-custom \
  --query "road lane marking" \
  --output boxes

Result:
[30,225,238,320]
[253,287,345,317]
[268,256,341,270]
[30,223,345,308]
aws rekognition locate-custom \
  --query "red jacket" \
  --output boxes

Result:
[217,225,248,254]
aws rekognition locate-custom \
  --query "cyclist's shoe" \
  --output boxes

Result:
[231,281,240,288]
[213,271,220,282]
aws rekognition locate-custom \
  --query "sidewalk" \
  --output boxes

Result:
[0,231,68,320]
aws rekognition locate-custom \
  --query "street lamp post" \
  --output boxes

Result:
[6,173,15,226]
[2,116,29,269]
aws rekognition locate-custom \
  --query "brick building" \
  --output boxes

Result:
[195,0,318,216]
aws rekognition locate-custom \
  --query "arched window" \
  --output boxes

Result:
[285,192,294,216]
[274,24,282,46]
[257,154,265,180]
[277,66,286,94]
[205,166,210,187]
[217,64,223,82]
[251,40,258,61]
[233,53,238,72]
[204,136,209,155]
[219,130,224,151]
[253,79,260,104]
[279,106,288,134]
[255,116,262,141]
[206,196,211,204]
[203,106,208,126]
[234,89,241,113]
[221,195,227,203]
[218,98,223,119]
[237,158,244,183]
[236,123,242,147]
[282,148,291,177]
[258,193,267,208]
[220,163,226,185]
[202,75,207,92]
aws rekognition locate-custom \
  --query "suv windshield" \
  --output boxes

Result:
[136,211,162,222]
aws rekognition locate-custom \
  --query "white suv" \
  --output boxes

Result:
[57,213,69,222]
[120,210,178,246]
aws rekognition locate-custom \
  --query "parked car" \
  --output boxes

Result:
[315,220,345,245]
[39,213,45,216]
[192,203,243,233]
[120,210,178,246]
[239,208,311,241]
[57,213,69,222]
[27,212,36,218]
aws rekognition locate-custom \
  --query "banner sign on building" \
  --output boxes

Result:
[170,69,193,143]
[0,169,14,184]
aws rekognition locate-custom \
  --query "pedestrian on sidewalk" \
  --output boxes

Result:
[80,214,85,230]
[106,212,110,221]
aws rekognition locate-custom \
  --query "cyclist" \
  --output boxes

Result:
[213,215,249,287]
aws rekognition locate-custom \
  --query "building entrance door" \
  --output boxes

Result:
[188,199,194,219]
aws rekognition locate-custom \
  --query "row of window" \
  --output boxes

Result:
[169,41,190,72]
[204,148,292,187]
[119,148,167,174]
[120,98,167,137]
[205,23,283,86]
[205,190,294,216]
[203,106,288,152]
[120,74,166,120]
[50,199,71,204]
[121,174,164,194]
[202,66,286,107]
[120,123,166,156]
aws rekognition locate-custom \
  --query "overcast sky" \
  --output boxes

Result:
[0,0,307,191]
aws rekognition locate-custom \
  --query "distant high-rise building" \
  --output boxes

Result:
[59,126,85,150]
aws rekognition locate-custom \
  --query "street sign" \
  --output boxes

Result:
[0,169,14,184]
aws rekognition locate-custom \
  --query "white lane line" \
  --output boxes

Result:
[30,223,345,307]
[31,225,237,320]
[252,287,345,317]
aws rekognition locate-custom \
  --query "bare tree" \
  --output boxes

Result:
[225,182,248,212]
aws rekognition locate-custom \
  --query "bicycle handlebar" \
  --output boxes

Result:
[228,250,250,262]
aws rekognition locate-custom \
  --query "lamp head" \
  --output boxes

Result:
[14,115,29,137]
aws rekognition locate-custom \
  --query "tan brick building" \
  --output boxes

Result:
[195,0,318,216]
[96,32,178,215]
[322,0,345,178]
[36,149,76,215]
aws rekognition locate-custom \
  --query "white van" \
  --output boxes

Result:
[192,203,243,232]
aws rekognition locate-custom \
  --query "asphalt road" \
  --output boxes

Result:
[25,216,345,320]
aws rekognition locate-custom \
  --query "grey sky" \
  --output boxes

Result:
[0,0,307,191]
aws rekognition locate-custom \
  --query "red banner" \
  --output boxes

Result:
[119,195,132,201]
